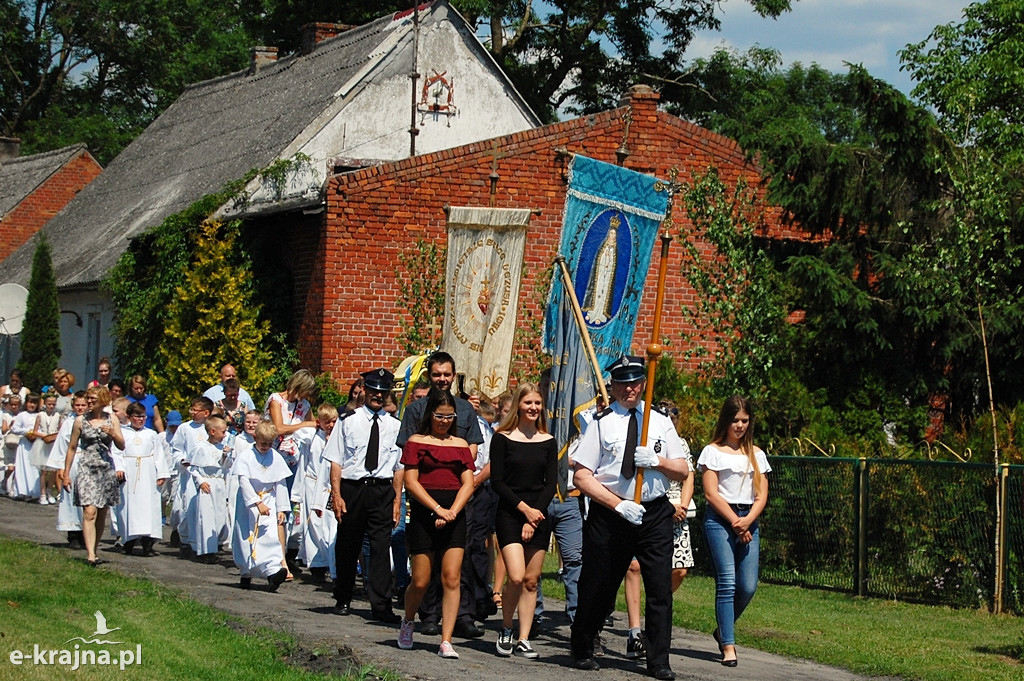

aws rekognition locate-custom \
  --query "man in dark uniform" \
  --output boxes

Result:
[328,368,403,623]
[569,355,689,680]
[397,350,486,638]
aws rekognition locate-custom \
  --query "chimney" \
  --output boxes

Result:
[300,22,355,54]
[249,46,279,74]
[0,137,21,161]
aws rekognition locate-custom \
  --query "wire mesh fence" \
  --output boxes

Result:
[688,456,1022,614]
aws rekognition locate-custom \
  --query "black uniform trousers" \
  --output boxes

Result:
[570,495,674,671]
[334,478,396,614]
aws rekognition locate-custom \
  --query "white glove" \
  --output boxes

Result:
[633,445,659,468]
[614,500,646,525]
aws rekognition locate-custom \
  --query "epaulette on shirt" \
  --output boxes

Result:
[652,404,670,417]
[593,407,614,420]
[338,409,357,422]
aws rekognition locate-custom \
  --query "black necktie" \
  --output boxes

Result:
[622,408,638,479]
[365,413,379,473]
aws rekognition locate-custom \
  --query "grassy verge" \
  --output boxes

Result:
[0,536,392,681]
[541,557,1022,681]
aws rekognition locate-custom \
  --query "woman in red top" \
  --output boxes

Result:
[398,389,475,659]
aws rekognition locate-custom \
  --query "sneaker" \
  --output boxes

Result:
[496,627,514,656]
[626,632,648,659]
[514,639,539,659]
[438,641,459,659]
[47,494,57,504]
[397,618,414,650]
[38,496,49,505]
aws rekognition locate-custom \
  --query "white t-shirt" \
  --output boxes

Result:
[696,443,771,505]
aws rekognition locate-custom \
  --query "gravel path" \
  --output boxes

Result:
[0,496,898,681]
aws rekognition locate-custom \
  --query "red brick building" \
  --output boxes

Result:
[0,142,101,263]
[295,86,794,382]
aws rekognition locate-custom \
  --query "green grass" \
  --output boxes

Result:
[0,536,367,680]
[542,556,1023,681]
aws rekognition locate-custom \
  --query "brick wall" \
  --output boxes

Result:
[0,151,102,262]
[308,87,794,385]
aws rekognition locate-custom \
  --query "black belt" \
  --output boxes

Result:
[730,503,753,511]
[342,477,393,486]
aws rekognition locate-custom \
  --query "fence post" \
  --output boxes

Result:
[994,463,1009,613]
[853,457,868,596]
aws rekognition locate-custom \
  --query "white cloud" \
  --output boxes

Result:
[687,0,967,93]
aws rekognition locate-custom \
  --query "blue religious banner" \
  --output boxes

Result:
[544,155,670,492]
[543,154,670,367]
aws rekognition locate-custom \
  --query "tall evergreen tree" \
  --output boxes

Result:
[16,234,61,390]
[148,219,275,411]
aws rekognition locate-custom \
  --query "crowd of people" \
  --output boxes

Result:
[0,352,770,680]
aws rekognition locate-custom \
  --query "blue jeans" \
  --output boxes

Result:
[703,506,760,646]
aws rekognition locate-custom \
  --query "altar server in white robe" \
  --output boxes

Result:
[168,397,212,548]
[295,404,338,579]
[10,394,41,499]
[115,402,170,555]
[53,392,88,547]
[186,415,231,561]
[232,419,290,591]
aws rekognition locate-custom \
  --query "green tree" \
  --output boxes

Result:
[396,238,446,356]
[148,219,275,411]
[16,234,61,390]
[677,166,791,399]
[4,0,258,163]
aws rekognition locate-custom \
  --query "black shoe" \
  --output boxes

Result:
[122,540,136,555]
[199,552,218,564]
[420,621,440,636]
[712,627,724,653]
[240,577,252,590]
[334,602,350,616]
[627,632,648,659]
[650,666,676,680]
[168,529,180,548]
[68,533,84,550]
[268,569,287,592]
[179,544,193,558]
[310,566,327,582]
[452,620,484,638]
[575,657,600,671]
[372,609,401,624]
[721,658,738,668]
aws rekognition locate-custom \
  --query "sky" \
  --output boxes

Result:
[686,0,970,96]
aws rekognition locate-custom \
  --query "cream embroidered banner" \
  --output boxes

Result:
[442,207,531,400]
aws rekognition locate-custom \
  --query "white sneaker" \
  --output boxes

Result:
[438,640,459,659]
[496,627,514,656]
[397,618,414,650]
[38,496,49,505]
[47,494,57,504]
[514,639,539,659]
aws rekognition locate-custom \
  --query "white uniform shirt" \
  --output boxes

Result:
[322,405,401,480]
[473,415,493,477]
[573,401,687,502]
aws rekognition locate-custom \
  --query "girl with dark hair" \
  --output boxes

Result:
[698,395,771,667]
[397,388,476,659]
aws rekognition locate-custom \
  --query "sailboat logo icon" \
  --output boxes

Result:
[65,611,123,645]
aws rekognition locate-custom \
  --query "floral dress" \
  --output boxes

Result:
[74,417,121,508]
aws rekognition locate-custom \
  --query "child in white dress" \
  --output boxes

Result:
[1,394,20,496]
[34,393,63,504]
[11,394,41,500]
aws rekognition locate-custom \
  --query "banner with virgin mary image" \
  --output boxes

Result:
[442,206,531,400]
[543,154,670,369]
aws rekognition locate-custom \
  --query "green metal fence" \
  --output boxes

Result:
[689,457,1023,614]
